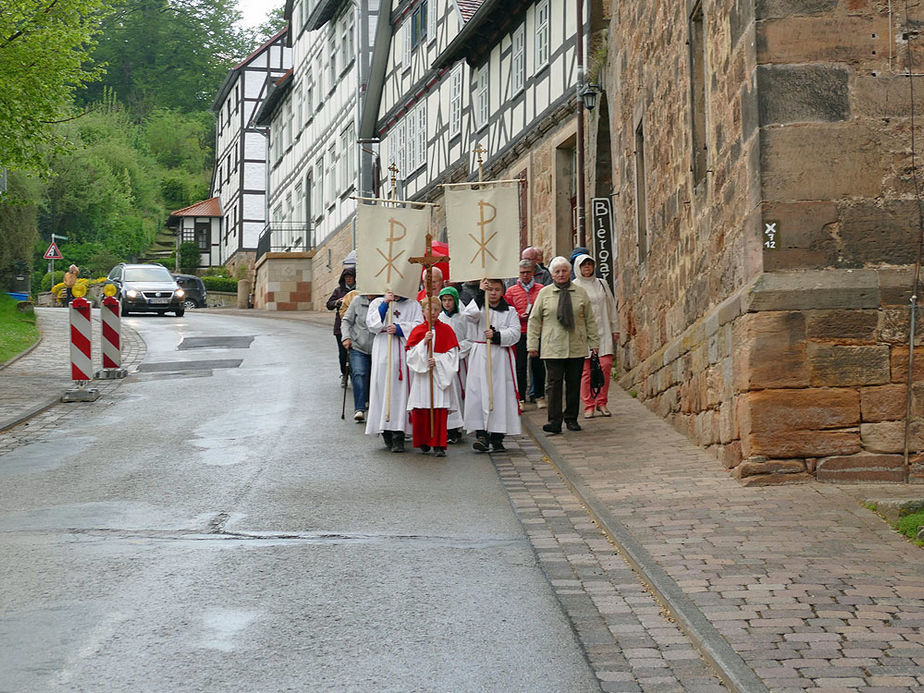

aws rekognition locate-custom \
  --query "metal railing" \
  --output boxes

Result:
[256,222,314,262]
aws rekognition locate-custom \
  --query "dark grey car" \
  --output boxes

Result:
[172,274,207,309]
[107,263,185,317]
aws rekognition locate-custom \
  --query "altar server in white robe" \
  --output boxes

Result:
[405,297,460,457]
[462,278,522,453]
[365,290,423,453]
[438,286,473,444]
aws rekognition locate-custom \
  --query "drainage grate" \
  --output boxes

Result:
[136,359,243,372]
[177,336,255,350]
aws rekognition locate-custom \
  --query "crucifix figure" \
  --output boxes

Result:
[388,163,399,201]
[473,143,487,183]
[409,233,451,434]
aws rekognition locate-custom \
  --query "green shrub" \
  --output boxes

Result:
[41,271,66,292]
[201,276,238,292]
[896,511,924,542]
[178,241,201,273]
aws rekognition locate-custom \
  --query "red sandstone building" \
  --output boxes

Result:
[594,1,923,484]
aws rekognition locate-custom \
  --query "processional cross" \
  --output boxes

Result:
[409,233,451,435]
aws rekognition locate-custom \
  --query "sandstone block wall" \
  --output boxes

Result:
[606,0,924,483]
[253,252,314,310]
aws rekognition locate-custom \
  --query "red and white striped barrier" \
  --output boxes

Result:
[101,296,121,369]
[69,297,92,381]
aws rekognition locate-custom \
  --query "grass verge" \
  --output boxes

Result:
[896,511,924,547]
[0,295,39,364]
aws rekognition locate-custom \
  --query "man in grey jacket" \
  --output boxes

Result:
[341,293,377,422]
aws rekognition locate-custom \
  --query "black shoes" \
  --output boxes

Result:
[382,431,393,449]
[542,423,561,435]
[472,432,490,452]
[433,447,446,457]
[447,428,463,444]
[390,432,405,453]
[565,420,582,432]
[420,444,431,454]
[489,434,506,452]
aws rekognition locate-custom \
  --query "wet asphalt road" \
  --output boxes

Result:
[0,311,598,691]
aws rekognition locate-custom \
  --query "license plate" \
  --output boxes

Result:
[148,298,170,304]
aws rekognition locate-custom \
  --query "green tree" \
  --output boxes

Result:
[0,173,42,290]
[249,4,286,47]
[82,0,251,115]
[0,0,115,174]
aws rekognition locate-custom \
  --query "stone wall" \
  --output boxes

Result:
[605,0,923,483]
[253,252,314,310]
[311,224,354,311]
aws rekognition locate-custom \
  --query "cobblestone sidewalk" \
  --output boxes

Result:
[0,307,145,443]
[517,390,924,691]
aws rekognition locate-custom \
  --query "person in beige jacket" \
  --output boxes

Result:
[527,256,599,434]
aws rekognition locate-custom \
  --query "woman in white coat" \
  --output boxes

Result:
[572,254,618,418]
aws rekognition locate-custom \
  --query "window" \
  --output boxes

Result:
[284,191,293,222]
[341,13,354,72]
[428,0,436,43]
[411,1,428,49]
[294,84,302,136]
[535,0,549,69]
[689,2,708,186]
[449,64,462,138]
[305,75,315,116]
[273,203,283,224]
[283,100,292,150]
[234,85,240,112]
[340,123,355,192]
[313,163,323,218]
[511,24,525,94]
[329,39,338,89]
[305,173,313,234]
[474,66,489,129]
[326,144,337,205]
[195,221,210,251]
[402,21,411,66]
[294,182,304,223]
[412,103,427,171]
[635,121,649,262]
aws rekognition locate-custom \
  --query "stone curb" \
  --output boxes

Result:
[0,314,146,433]
[0,396,61,433]
[521,413,769,693]
[0,333,44,371]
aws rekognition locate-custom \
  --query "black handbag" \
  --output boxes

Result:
[589,352,605,398]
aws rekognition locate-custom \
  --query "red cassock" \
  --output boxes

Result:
[405,320,460,448]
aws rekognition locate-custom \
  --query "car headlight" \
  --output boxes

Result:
[175,289,185,298]
[125,289,139,299]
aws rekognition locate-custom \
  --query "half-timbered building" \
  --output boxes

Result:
[167,198,223,269]
[210,29,291,274]
[362,0,589,258]
[252,0,380,309]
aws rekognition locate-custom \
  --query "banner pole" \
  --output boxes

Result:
[386,301,393,422]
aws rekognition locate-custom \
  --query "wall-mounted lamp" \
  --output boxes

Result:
[580,83,601,111]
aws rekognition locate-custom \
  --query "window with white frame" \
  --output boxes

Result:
[449,64,462,138]
[285,191,293,222]
[428,0,436,43]
[294,181,304,224]
[411,1,427,49]
[305,75,314,116]
[294,84,302,135]
[328,38,338,90]
[341,13,354,73]
[402,21,411,67]
[411,102,427,171]
[474,66,489,129]
[339,124,354,193]
[535,0,549,69]
[326,144,337,206]
[512,23,525,94]
[283,99,292,150]
[313,162,323,218]
[273,203,283,224]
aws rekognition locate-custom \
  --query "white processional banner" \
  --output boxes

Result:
[445,183,521,282]
[355,203,430,298]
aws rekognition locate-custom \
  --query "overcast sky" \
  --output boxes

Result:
[237,0,274,29]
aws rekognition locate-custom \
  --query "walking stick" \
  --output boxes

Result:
[385,301,393,422]
[341,359,350,420]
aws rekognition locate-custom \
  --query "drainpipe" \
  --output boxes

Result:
[575,0,587,248]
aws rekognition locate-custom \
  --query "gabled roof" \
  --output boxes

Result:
[212,27,288,111]
[454,0,484,22]
[432,0,531,70]
[252,69,294,127]
[169,198,222,219]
